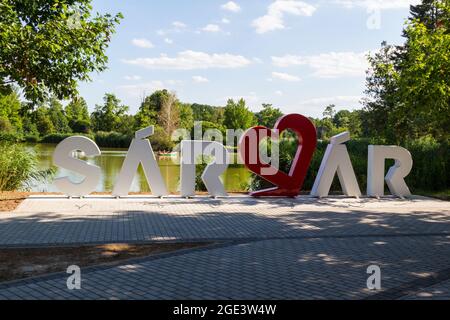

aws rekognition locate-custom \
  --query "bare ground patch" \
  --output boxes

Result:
[0,242,212,283]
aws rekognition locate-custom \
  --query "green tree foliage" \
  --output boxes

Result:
[178,103,194,131]
[0,0,122,102]
[65,97,91,133]
[91,93,129,132]
[364,0,449,143]
[34,106,55,136]
[255,103,283,127]
[0,90,22,132]
[191,103,216,122]
[135,90,171,129]
[223,98,256,130]
[48,98,71,133]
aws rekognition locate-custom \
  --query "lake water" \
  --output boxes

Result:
[29,144,252,193]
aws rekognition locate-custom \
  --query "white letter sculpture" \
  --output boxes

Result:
[113,127,168,197]
[180,141,230,197]
[367,145,413,197]
[53,136,101,197]
[311,132,362,198]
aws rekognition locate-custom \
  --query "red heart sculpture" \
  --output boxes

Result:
[239,114,317,197]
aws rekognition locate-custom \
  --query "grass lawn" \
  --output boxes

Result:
[0,242,212,283]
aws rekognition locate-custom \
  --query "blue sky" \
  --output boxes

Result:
[78,0,419,118]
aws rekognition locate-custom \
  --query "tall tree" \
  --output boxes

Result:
[65,97,91,133]
[135,89,170,129]
[178,103,194,131]
[223,98,256,131]
[364,0,449,142]
[48,98,71,133]
[91,93,129,132]
[0,90,22,132]
[0,0,122,103]
[255,104,283,128]
[158,91,180,137]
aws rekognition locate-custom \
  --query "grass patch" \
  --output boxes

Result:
[0,242,212,283]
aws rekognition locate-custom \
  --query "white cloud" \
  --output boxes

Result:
[164,38,173,44]
[202,24,221,32]
[124,75,142,81]
[192,76,210,83]
[252,1,316,34]
[222,18,231,24]
[275,90,283,96]
[334,0,420,10]
[299,95,362,107]
[123,50,252,70]
[272,51,369,78]
[271,71,301,82]
[131,38,154,49]
[118,81,165,97]
[221,1,241,13]
[172,21,187,28]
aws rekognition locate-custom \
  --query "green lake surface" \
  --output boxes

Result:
[29,143,251,193]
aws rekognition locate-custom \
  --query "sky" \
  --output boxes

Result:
[78,0,420,118]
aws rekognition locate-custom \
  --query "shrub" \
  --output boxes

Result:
[94,131,132,148]
[0,143,55,191]
[0,132,22,143]
[41,133,95,144]
[149,127,175,152]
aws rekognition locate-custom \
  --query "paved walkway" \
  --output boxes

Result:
[0,196,448,300]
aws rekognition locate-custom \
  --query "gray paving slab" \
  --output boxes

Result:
[0,196,448,246]
[0,236,450,300]
[0,196,448,300]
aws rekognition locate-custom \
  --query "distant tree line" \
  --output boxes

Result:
[0,87,372,150]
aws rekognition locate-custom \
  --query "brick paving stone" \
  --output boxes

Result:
[0,196,448,246]
[0,235,449,300]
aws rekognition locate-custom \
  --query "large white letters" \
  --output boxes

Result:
[367,145,413,197]
[112,127,168,197]
[53,136,101,197]
[311,132,362,198]
[51,131,415,199]
[180,141,229,197]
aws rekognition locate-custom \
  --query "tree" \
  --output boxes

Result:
[255,103,283,128]
[91,93,129,132]
[223,98,256,130]
[65,97,91,132]
[323,104,336,120]
[409,0,447,29]
[48,98,71,133]
[0,0,122,102]
[191,103,216,122]
[34,106,54,136]
[178,103,194,131]
[0,90,22,132]
[158,91,180,136]
[364,0,449,142]
[135,90,170,129]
